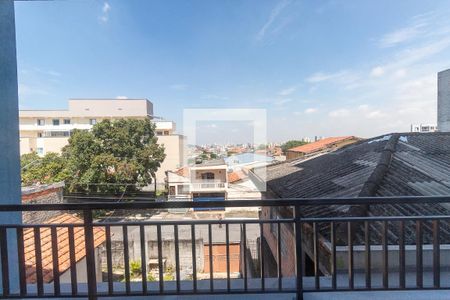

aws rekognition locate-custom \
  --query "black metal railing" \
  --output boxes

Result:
[0,196,450,299]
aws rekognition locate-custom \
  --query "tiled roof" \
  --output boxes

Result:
[24,213,106,283]
[287,136,358,154]
[261,132,450,244]
[228,170,247,183]
[175,166,189,178]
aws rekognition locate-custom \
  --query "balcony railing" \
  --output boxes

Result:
[190,180,227,191]
[0,196,450,299]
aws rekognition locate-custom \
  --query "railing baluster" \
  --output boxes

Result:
[140,225,147,294]
[348,222,353,289]
[294,206,303,300]
[416,220,423,288]
[364,221,371,289]
[313,222,319,290]
[191,224,197,293]
[0,228,9,297]
[174,224,180,293]
[433,220,440,288]
[157,225,164,293]
[242,223,247,292]
[208,224,214,292]
[382,221,388,289]
[226,223,231,292]
[399,221,405,289]
[331,222,337,290]
[123,225,130,294]
[16,227,27,296]
[105,225,113,295]
[259,222,265,291]
[34,227,44,296]
[83,209,97,300]
[68,226,78,295]
[277,222,282,291]
[50,227,60,296]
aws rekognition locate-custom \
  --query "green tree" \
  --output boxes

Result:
[63,119,166,193]
[21,152,69,186]
[281,140,308,154]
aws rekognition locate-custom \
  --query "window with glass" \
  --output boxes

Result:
[63,119,71,124]
[52,119,60,126]
[37,119,45,126]
[90,119,97,125]
[177,184,190,194]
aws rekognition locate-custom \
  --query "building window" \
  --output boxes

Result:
[169,186,176,195]
[156,131,163,136]
[177,184,189,195]
[37,132,43,138]
[37,119,45,126]
[63,119,71,124]
[90,119,97,125]
[50,131,70,137]
[52,119,60,126]
[164,131,169,135]
[36,147,44,155]
[201,172,215,180]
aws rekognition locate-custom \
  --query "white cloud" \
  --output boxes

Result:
[256,0,292,41]
[328,108,350,118]
[273,98,292,106]
[170,84,188,91]
[304,108,318,114]
[378,24,425,48]
[202,94,229,100]
[394,69,407,78]
[306,70,350,83]
[18,83,49,96]
[278,86,296,96]
[370,66,384,77]
[99,2,111,23]
[102,2,111,13]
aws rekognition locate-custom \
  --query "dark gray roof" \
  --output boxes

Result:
[260,132,450,244]
[264,132,450,200]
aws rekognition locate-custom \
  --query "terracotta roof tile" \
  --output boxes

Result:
[175,166,189,177]
[23,213,106,283]
[228,170,247,183]
[288,136,358,154]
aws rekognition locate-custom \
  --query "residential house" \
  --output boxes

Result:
[167,159,228,209]
[285,136,360,160]
[167,159,262,211]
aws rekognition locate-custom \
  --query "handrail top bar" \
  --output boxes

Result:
[0,195,450,211]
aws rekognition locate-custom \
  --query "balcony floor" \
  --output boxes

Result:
[18,270,450,300]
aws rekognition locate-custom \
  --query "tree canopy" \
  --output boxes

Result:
[21,152,69,186]
[281,140,308,154]
[21,119,166,193]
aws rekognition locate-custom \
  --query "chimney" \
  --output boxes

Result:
[438,69,450,132]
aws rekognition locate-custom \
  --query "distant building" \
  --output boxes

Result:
[166,158,261,210]
[438,69,450,132]
[285,136,360,160]
[19,98,185,187]
[167,159,228,209]
[410,124,437,133]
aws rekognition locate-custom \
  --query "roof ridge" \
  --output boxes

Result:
[358,133,400,197]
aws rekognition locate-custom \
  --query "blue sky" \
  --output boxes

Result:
[15,0,450,142]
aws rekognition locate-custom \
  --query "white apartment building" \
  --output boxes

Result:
[19,98,185,188]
